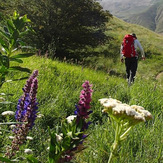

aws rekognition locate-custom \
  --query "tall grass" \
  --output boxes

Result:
[0,55,162,162]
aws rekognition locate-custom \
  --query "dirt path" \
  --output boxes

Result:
[156,71,163,80]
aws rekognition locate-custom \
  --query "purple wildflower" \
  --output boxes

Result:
[60,81,93,162]
[75,81,93,120]
[6,70,38,158]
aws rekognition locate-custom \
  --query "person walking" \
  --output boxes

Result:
[120,33,145,84]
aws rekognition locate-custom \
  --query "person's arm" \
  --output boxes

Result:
[120,44,124,62]
[135,39,145,59]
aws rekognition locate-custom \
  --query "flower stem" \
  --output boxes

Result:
[108,122,121,163]
[120,126,132,141]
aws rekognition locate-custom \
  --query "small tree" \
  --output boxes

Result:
[0,0,112,60]
[0,11,35,87]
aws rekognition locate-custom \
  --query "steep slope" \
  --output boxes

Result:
[99,0,163,34]
[99,0,156,18]
[127,2,163,34]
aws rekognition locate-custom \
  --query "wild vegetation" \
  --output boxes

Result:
[0,0,112,59]
[0,1,163,163]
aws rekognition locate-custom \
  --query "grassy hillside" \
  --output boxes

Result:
[1,55,162,162]
[0,15,163,162]
[89,16,163,82]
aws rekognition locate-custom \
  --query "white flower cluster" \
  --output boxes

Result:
[66,115,77,123]
[24,149,33,154]
[99,98,152,124]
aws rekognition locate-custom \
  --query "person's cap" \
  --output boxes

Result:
[131,33,137,39]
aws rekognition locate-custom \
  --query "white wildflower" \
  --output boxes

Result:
[2,111,15,116]
[24,149,33,154]
[1,47,6,52]
[131,105,152,120]
[0,132,2,135]
[112,103,131,115]
[0,93,5,96]
[66,115,77,123]
[26,136,33,140]
[9,125,16,129]
[55,133,63,142]
[112,103,145,122]
[99,98,122,112]
[37,114,44,118]
[9,136,14,139]
[0,97,5,101]
[47,147,50,150]
[134,114,145,122]
[67,131,73,137]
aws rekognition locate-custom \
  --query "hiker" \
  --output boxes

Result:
[120,33,145,83]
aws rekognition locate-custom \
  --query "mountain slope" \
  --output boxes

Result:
[127,2,163,34]
[99,0,163,34]
[99,0,155,18]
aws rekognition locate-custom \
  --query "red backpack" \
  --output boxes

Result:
[122,34,136,58]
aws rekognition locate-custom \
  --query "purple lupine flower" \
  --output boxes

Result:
[59,81,93,163]
[75,81,93,120]
[74,81,93,131]
[6,70,38,158]
[15,70,38,128]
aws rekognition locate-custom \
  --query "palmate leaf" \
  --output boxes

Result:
[9,66,31,73]
[10,53,35,58]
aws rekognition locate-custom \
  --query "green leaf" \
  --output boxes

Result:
[0,156,12,163]
[0,101,13,104]
[6,19,15,34]
[12,76,28,81]
[0,28,10,40]
[26,155,39,163]
[0,38,8,50]
[0,65,8,73]
[11,53,35,59]
[9,57,23,63]
[9,66,31,73]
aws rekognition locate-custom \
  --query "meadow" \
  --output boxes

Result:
[0,15,163,162]
[0,53,162,162]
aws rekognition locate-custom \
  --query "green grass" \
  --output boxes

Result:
[0,15,163,162]
[0,55,162,162]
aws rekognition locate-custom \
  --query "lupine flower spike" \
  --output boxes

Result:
[6,70,38,158]
[75,80,93,130]
[58,81,93,162]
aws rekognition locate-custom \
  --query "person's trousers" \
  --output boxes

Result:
[125,57,138,82]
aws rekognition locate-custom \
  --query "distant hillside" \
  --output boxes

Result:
[99,0,156,18]
[127,2,163,34]
[99,0,163,34]
[85,15,163,80]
